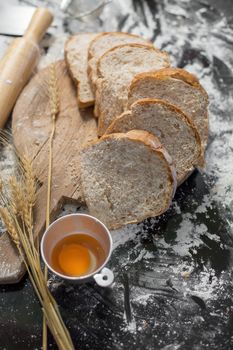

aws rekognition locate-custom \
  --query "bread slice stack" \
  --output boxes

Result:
[65,32,152,109]
[128,68,209,148]
[88,32,153,94]
[95,44,170,135]
[64,32,209,229]
[105,99,203,185]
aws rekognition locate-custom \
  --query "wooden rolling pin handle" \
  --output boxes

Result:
[0,7,53,129]
[24,8,53,43]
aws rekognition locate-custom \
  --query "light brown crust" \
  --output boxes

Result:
[129,67,209,102]
[105,98,204,185]
[128,67,209,149]
[64,33,99,108]
[95,43,165,119]
[87,33,154,111]
[97,81,119,136]
[105,110,132,133]
[64,36,78,82]
[96,43,170,80]
[88,32,109,60]
[88,32,153,60]
[95,44,170,134]
[81,130,177,229]
[130,99,203,167]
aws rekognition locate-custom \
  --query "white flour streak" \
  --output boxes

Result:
[158,218,208,257]
[0,0,231,312]
[112,224,139,250]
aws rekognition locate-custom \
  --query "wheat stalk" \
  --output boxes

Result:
[46,62,59,229]
[43,62,60,350]
[0,150,74,350]
[49,63,59,121]
[0,206,19,247]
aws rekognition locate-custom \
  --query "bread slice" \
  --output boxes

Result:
[95,44,170,135]
[88,32,153,92]
[80,130,177,229]
[65,33,99,108]
[128,68,209,147]
[105,99,203,184]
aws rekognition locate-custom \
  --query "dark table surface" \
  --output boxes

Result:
[1,0,233,349]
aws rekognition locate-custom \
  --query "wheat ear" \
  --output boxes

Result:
[0,149,74,350]
[43,62,60,350]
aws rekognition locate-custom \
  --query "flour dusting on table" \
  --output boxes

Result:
[1,0,233,348]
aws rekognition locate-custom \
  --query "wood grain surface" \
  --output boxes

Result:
[0,60,97,283]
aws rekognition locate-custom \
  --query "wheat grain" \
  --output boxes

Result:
[0,206,19,247]
[0,133,74,350]
[21,155,37,206]
[8,176,25,216]
[20,156,37,234]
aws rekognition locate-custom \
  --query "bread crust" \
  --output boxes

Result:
[95,44,170,135]
[129,99,203,165]
[128,68,209,149]
[80,130,177,229]
[96,43,170,80]
[129,67,209,101]
[64,33,99,108]
[87,34,154,108]
[105,98,204,185]
[88,31,153,60]
[64,35,79,84]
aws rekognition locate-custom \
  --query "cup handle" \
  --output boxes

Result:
[93,267,114,287]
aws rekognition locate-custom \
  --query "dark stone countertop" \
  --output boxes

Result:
[1,0,233,349]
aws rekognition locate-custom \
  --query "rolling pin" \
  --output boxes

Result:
[0,8,53,129]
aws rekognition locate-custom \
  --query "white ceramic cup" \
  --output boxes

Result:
[41,213,114,287]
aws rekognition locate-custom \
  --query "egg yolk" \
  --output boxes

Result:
[58,243,91,276]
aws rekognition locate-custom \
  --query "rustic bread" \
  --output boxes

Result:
[106,99,203,184]
[65,33,99,107]
[95,44,170,135]
[88,32,153,93]
[128,68,209,147]
[80,130,177,229]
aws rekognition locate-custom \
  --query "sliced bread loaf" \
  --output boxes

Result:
[128,68,209,147]
[105,99,203,184]
[80,130,177,229]
[95,44,170,135]
[65,33,99,107]
[88,32,153,92]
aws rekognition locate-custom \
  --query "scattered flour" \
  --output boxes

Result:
[98,0,233,309]
[158,218,208,257]
[0,0,232,320]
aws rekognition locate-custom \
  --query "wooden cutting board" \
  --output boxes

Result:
[0,60,98,284]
